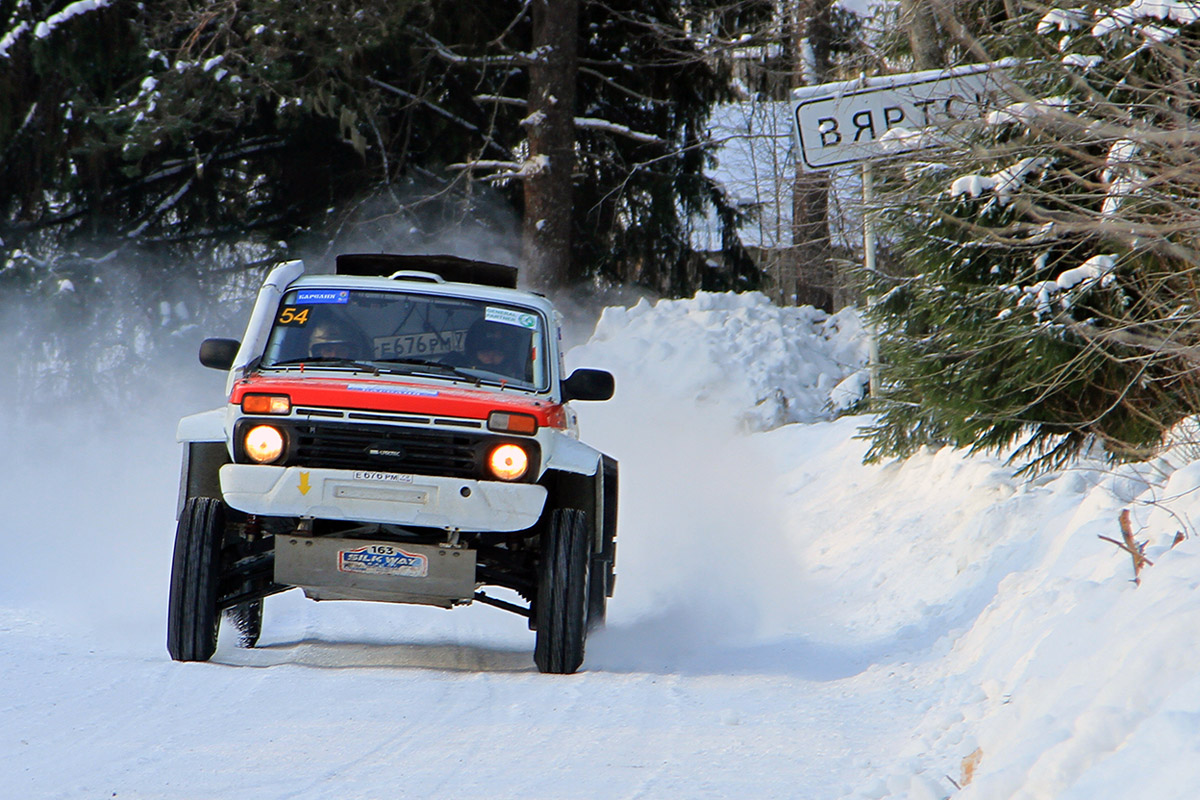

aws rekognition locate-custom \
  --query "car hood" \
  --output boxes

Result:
[231,373,566,427]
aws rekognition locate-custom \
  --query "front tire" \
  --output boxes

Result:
[167,497,226,662]
[534,508,590,674]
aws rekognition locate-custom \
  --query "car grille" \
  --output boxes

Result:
[290,422,485,477]
[228,419,539,482]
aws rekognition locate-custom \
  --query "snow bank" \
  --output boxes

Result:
[566,292,869,656]
[570,291,869,431]
[852,441,1200,800]
[572,290,1200,799]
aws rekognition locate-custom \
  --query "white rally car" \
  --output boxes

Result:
[169,254,617,674]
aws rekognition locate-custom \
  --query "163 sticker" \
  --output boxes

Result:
[338,544,429,577]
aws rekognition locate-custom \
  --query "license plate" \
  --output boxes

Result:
[374,330,466,359]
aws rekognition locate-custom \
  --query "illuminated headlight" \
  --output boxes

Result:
[244,425,285,464]
[488,444,529,481]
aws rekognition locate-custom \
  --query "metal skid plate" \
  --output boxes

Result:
[275,536,476,608]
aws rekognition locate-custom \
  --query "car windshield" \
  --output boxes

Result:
[260,288,548,390]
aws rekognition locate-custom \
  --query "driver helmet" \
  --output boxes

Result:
[308,321,358,359]
[465,320,523,372]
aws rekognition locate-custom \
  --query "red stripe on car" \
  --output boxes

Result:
[231,375,567,428]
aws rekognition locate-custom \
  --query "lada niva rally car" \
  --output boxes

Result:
[168,254,617,674]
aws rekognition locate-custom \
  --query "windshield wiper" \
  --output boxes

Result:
[267,356,531,388]
[375,357,479,381]
[386,359,534,389]
[268,357,381,374]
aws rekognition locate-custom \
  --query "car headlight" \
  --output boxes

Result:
[244,425,285,464]
[488,444,529,481]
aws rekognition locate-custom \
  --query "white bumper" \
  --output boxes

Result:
[220,464,546,532]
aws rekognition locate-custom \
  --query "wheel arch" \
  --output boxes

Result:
[540,453,618,558]
[176,441,231,520]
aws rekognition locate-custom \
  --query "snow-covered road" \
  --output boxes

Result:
[1,411,931,800]
[2,597,928,799]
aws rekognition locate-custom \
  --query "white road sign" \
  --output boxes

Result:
[792,61,1014,170]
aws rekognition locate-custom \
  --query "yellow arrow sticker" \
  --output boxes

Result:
[298,472,312,495]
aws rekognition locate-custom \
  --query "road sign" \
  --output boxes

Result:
[792,61,1014,171]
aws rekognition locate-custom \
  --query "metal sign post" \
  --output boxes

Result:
[861,160,879,398]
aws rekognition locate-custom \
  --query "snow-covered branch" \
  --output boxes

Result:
[367,77,513,160]
[1,0,113,58]
[418,30,528,67]
[0,21,29,58]
[127,177,195,238]
[446,159,522,173]
[574,117,664,144]
[475,94,526,107]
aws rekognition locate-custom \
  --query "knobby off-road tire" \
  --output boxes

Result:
[226,600,263,648]
[534,508,591,674]
[167,497,226,662]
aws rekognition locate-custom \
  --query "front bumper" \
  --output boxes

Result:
[220,464,547,531]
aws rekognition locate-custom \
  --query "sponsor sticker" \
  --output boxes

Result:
[485,307,540,330]
[295,289,350,304]
[338,544,429,577]
[344,384,439,397]
[353,471,414,483]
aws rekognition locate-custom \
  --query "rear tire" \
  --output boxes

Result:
[167,497,226,662]
[534,508,590,674]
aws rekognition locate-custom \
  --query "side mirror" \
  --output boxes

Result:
[562,368,614,402]
[199,338,241,371]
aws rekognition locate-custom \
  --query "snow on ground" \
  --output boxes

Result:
[3,289,1200,798]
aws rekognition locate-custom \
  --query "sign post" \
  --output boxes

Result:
[790,61,1013,398]
[861,161,879,397]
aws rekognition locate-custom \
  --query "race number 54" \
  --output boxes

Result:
[277,307,310,325]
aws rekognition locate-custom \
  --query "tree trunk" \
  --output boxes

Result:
[522,0,579,291]
[900,0,944,70]
[791,0,835,311]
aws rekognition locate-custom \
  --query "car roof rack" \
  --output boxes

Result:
[335,253,518,289]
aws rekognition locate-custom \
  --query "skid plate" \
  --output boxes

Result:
[275,536,476,608]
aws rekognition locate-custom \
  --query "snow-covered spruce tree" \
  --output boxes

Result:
[863,2,1200,474]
